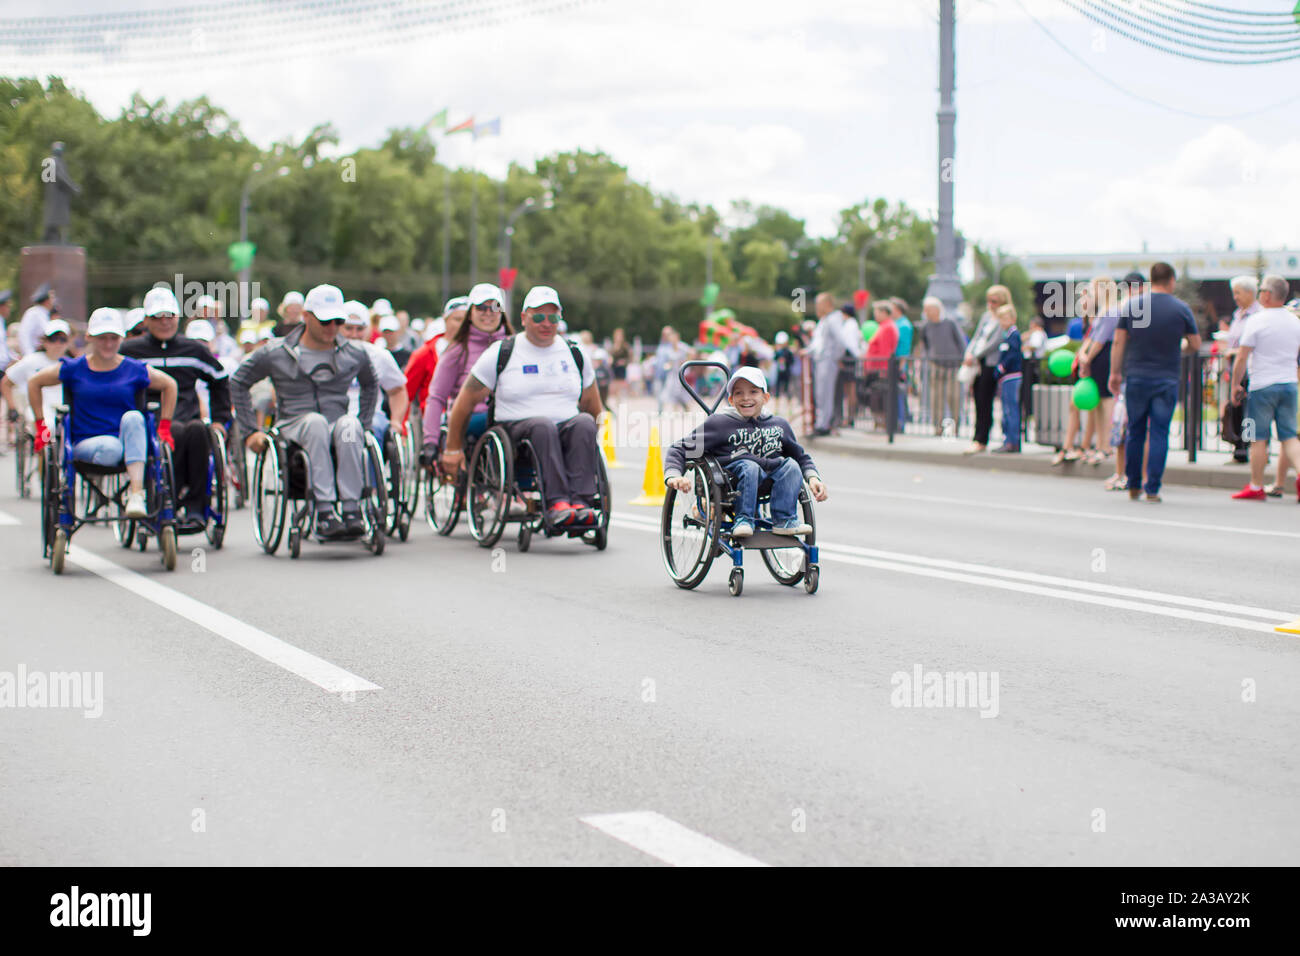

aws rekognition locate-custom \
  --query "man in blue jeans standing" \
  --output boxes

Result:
[1108,262,1201,502]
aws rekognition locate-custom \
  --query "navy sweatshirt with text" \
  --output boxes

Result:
[664,408,820,482]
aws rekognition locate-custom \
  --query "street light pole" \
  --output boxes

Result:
[441,166,451,305]
[499,195,550,313]
[924,0,963,316]
[238,162,262,312]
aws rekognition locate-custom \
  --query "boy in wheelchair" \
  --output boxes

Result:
[664,367,828,537]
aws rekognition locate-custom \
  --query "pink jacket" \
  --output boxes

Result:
[422,324,508,445]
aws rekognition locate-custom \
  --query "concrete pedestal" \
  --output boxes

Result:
[20,245,87,328]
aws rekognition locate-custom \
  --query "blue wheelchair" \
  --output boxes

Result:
[115,422,229,552]
[41,390,178,574]
[659,361,820,596]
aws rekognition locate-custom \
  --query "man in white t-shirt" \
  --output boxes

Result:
[342,300,409,446]
[1229,274,1300,501]
[442,285,604,529]
[1,318,70,429]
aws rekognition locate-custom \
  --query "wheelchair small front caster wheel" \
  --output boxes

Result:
[160,526,177,571]
[728,567,744,597]
[517,523,532,552]
[288,528,301,559]
[804,565,819,594]
[51,529,67,575]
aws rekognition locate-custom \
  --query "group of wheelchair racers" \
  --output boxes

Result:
[10,279,827,595]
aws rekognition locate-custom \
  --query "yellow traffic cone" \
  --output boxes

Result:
[600,415,627,469]
[629,426,666,506]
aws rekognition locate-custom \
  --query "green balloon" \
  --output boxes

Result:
[1048,349,1074,378]
[1073,377,1100,411]
[861,319,879,341]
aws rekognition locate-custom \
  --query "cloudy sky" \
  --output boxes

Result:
[5,0,1299,257]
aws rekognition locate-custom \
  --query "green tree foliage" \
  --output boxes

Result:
[0,77,942,342]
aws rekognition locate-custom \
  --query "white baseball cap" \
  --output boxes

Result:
[468,283,504,307]
[195,294,217,310]
[775,330,789,345]
[378,315,400,332]
[442,295,469,316]
[727,367,769,395]
[43,318,71,337]
[87,307,125,338]
[280,291,304,307]
[143,287,180,317]
[371,297,394,316]
[521,285,561,312]
[239,328,258,345]
[250,297,269,313]
[411,317,425,332]
[258,327,273,341]
[303,284,347,322]
[125,308,146,331]
[186,319,215,341]
[423,317,446,341]
[343,300,369,326]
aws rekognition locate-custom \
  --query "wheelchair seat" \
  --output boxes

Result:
[73,460,127,477]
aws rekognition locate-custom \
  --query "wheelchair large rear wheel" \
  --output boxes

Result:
[381,431,405,537]
[15,428,32,498]
[584,448,611,551]
[225,424,248,509]
[424,468,462,536]
[252,441,287,554]
[206,425,229,549]
[467,426,513,548]
[40,447,59,561]
[759,484,816,586]
[660,459,721,589]
[363,432,390,543]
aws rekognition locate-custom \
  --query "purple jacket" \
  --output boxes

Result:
[422,323,508,446]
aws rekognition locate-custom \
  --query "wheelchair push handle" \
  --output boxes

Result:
[678,360,732,415]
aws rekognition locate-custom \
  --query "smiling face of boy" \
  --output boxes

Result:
[730,379,769,418]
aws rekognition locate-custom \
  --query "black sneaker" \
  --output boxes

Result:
[316,511,347,539]
[340,506,365,535]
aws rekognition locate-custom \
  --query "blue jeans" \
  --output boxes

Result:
[1124,376,1178,495]
[1245,382,1298,442]
[725,458,802,525]
[999,373,1021,447]
[72,410,146,467]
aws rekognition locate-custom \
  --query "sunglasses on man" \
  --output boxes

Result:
[316,316,346,326]
[528,312,561,324]
[45,333,68,342]
[474,302,502,314]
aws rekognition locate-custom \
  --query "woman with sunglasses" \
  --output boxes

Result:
[421,284,512,468]
[28,308,178,518]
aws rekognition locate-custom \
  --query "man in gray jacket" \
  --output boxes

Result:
[231,284,378,539]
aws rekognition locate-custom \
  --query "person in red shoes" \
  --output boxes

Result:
[441,285,604,530]
[1228,274,1300,502]
[26,308,177,517]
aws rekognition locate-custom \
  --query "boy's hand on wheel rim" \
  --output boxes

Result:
[245,431,268,453]
[809,478,828,502]
[667,476,692,494]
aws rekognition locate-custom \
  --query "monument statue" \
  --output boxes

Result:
[42,141,81,244]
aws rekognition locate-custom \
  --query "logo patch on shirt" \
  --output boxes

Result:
[522,364,539,374]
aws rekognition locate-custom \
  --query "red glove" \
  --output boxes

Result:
[33,420,51,453]
[158,419,174,450]
[396,418,408,438]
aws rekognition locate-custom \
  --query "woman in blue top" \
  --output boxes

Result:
[28,307,178,518]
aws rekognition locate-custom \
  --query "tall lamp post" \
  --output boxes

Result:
[499,193,553,313]
[924,0,963,315]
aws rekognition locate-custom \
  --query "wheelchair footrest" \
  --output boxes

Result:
[733,530,809,550]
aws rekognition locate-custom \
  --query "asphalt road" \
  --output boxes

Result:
[2,441,1298,866]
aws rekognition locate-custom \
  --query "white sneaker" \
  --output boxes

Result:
[125,492,147,518]
[731,519,754,538]
[772,521,813,536]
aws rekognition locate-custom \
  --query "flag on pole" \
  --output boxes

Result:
[473,117,501,140]
[446,116,475,135]
[424,108,448,132]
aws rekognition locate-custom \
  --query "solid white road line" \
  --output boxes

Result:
[581,811,769,867]
[67,548,381,695]
[832,486,1300,540]
[609,515,1292,634]
[0,509,21,525]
